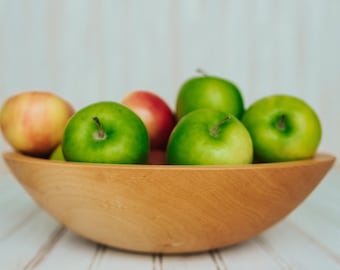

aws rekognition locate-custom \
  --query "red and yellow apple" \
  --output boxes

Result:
[122,90,176,150]
[0,91,75,157]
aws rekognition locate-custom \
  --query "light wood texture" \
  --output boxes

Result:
[3,152,335,254]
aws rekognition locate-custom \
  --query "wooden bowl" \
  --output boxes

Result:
[3,151,335,254]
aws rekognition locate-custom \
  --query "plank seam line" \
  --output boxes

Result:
[152,253,163,270]
[87,244,107,270]
[254,237,293,270]
[22,225,66,270]
[209,249,228,270]
[285,219,340,264]
[0,207,40,241]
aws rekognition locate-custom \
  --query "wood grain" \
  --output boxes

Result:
[3,152,335,254]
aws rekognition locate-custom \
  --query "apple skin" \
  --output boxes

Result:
[49,144,65,161]
[147,150,167,165]
[166,109,253,165]
[241,95,322,162]
[122,90,176,150]
[176,75,245,120]
[0,91,75,157]
[62,101,149,164]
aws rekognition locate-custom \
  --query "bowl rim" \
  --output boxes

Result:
[2,151,336,171]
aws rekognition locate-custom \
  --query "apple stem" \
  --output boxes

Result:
[277,114,286,131]
[92,116,106,140]
[210,115,232,137]
[196,68,208,77]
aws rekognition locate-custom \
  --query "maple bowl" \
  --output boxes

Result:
[3,151,335,254]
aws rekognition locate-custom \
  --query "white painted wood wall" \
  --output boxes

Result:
[1,0,339,163]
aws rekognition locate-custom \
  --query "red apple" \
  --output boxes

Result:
[122,90,176,150]
[147,150,167,165]
[0,91,75,157]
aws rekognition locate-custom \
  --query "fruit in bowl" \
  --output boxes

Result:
[175,70,245,120]
[62,101,149,164]
[242,95,322,162]
[0,91,74,157]
[49,145,65,161]
[122,90,176,150]
[167,109,253,165]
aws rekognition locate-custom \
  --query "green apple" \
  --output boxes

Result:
[49,145,65,161]
[241,95,322,162]
[62,101,149,164]
[176,71,245,120]
[166,109,253,165]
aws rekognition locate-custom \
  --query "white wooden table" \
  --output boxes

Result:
[0,163,339,270]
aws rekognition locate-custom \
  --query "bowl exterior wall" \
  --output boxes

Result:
[3,152,335,253]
